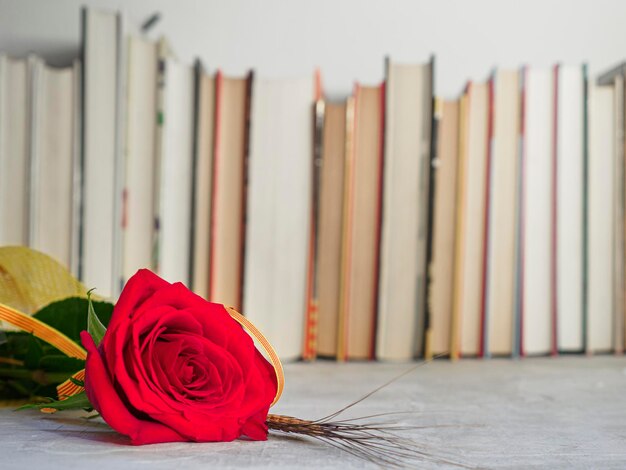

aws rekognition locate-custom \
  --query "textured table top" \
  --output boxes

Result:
[2,356,626,469]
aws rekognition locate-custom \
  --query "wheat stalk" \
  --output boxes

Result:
[264,355,469,468]
[266,413,466,468]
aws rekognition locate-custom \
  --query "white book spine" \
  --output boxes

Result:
[28,56,41,253]
[486,70,520,356]
[70,60,82,277]
[556,65,585,352]
[587,83,614,352]
[29,58,76,269]
[522,67,554,356]
[612,76,625,353]
[377,62,432,360]
[158,59,195,286]
[122,36,157,285]
[81,9,120,298]
[0,55,30,246]
[111,12,127,298]
[243,78,313,361]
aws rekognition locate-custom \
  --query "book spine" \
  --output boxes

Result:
[27,56,40,252]
[519,67,527,358]
[551,64,559,357]
[479,73,495,359]
[368,81,386,360]
[77,7,87,283]
[512,67,525,359]
[337,94,356,362]
[112,11,125,297]
[208,71,223,301]
[302,98,325,360]
[581,63,589,353]
[151,40,168,276]
[423,57,437,360]
[237,71,253,311]
[450,86,470,361]
[413,58,434,358]
[188,60,203,290]
[614,75,625,354]
[71,59,83,278]
[621,76,626,354]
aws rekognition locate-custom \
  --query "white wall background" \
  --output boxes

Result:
[0,0,625,98]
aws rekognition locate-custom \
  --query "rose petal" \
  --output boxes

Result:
[107,269,170,332]
[81,331,187,445]
[241,408,270,441]
[107,306,179,415]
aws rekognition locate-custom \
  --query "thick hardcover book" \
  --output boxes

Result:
[208,71,251,309]
[484,69,521,357]
[80,8,123,298]
[314,100,348,358]
[598,64,626,353]
[29,57,81,271]
[157,58,195,286]
[555,64,586,353]
[122,35,158,286]
[587,82,614,353]
[457,81,489,357]
[0,55,30,247]
[429,98,460,356]
[377,58,434,361]
[450,89,470,360]
[520,66,554,356]
[243,76,315,361]
[190,63,215,299]
[339,83,384,361]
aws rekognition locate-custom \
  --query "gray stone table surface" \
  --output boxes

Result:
[1,357,626,469]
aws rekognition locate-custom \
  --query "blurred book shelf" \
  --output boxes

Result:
[0,6,622,362]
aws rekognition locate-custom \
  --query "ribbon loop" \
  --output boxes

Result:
[225,306,284,406]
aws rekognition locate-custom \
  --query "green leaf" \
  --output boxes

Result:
[24,335,44,369]
[6,379,31,396]
[0,367,77,384]
[33,297,113,344]
[38,355,85,372]
[87,291,107,346]
[17,390,92,412]
[69,377,85,387]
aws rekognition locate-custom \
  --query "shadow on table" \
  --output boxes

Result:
[41,415,130,445]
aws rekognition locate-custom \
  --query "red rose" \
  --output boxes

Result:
[80,269,277,445]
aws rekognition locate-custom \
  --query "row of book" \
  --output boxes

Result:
[0,7,622,361]
[430,66,617,361]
